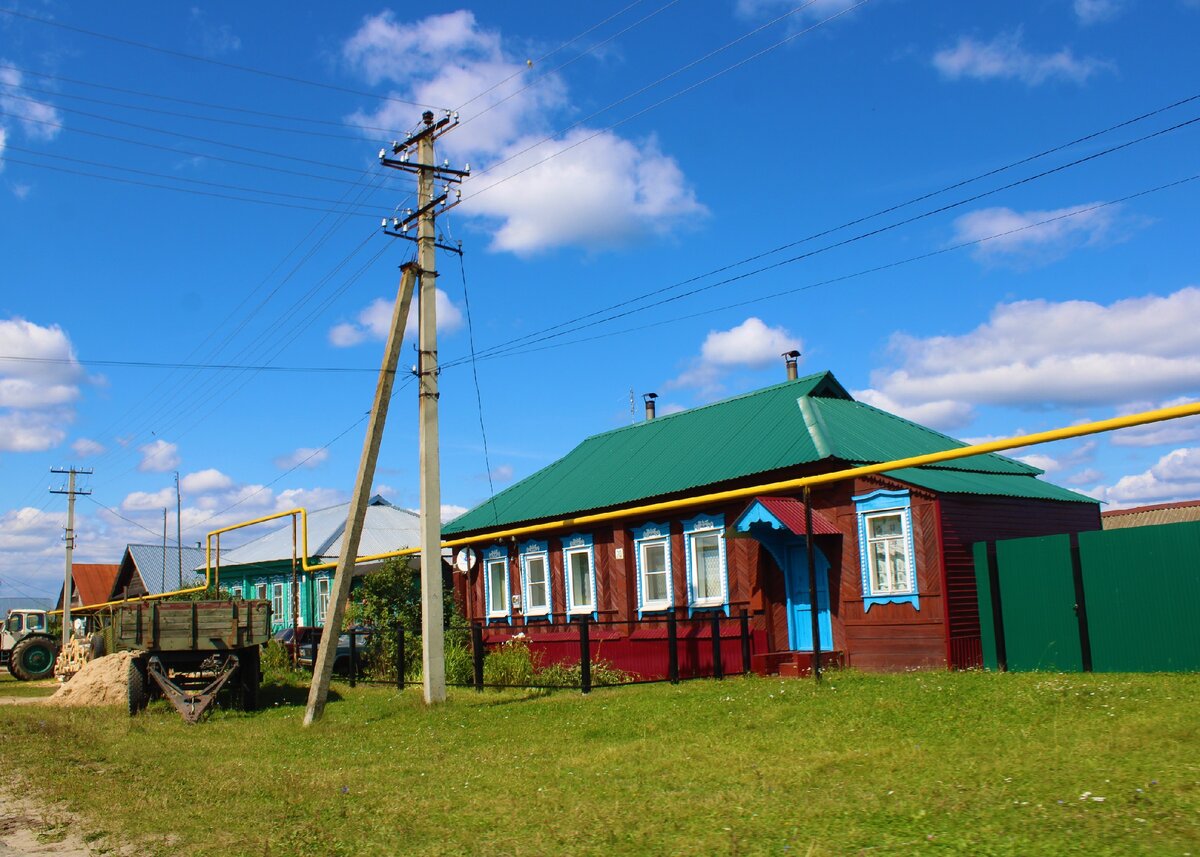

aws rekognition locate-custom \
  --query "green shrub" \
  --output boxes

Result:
[260,639,297,682]
[534,657,634,688]
[482,635,536,687]
[445,639,474,686]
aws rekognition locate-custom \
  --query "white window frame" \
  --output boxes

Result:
[852,489,920,612]
[231,585,243,600]
[562,534,597,617]
[483,547,510,621]
[255,583,267,601]
[520,541,551,618]
[632,522,672,613]
[271,582,285,622]
[683,513,728,612]
[863,510,914,596]
[316,577,331,626]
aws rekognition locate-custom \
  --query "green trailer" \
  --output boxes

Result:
[86,600,272,722]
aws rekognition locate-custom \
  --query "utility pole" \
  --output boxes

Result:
[50,466,92,650]
[303,110,467,723]
[174,471,183,588]
[162,508,168,593]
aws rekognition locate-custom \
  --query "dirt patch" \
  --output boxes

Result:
[46,653,137,708]
[0,790,139,856]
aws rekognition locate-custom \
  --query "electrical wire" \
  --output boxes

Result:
[446,110,1200,367]
[457,253,500,526]
[85,495,176,542]
[0,8,449,111]
[0,355,395,373]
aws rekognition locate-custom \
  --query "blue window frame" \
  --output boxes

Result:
[682,513,728,616]
[632,522,672,617]
[483,546,511,623]
[519,540,552,620]
[561,533,597,620]
[853,489,920,612]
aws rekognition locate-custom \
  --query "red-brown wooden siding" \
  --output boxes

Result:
[937,495,1101,667]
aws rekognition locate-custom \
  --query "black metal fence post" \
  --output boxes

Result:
[739,608,751,675]
[471,622,484,691]
[348,630,358,688]
[395,620,405,690]
[985,541,1008,672]
[579,619,592,694]
[667,612,679,684]
[1068,533,1094,673]
[710,613,724,680]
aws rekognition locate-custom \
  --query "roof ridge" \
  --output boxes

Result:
[580,371,838,443]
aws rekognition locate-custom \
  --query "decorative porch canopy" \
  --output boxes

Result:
[732,496,839,537]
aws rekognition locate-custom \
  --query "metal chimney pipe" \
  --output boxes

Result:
[783,350,801,380]
[643,392,658,420]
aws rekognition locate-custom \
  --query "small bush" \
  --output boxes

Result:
[445,639,474,686]
[535,658,634,688]
[260,640,297,682]
[482,635,536,687]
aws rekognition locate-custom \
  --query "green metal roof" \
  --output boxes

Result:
[883,466,1096,503]
[444,371,1091,535]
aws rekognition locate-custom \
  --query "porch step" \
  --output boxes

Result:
[753,650,844,677]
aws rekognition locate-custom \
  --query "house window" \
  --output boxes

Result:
[271,583,285,621]
[562,533,596,618]
[520,541,551,618]
[632,522,672,614]
[316,578,331,626]
[683,514,728,613]
[483,547,510,621]
[853,489,919,611]
[231,585,243,600]
[255,583,267,601]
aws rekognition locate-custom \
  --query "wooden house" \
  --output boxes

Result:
[55,563,120,610]
[443,371,1101,673]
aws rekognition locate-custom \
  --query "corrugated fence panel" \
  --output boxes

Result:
[1080,521,1200,672]
[995,534,1082,672]
[973,542,997,670]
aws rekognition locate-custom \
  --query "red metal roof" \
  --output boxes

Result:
[71,564,120,606]
[753,496,840,536]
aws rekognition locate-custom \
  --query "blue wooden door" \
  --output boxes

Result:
[785,543,832,651]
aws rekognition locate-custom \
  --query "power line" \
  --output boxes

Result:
[447,108,1200,367]
[0,62,406,135]
[464,0,866,201]
[457,253,499,526]
[0,8,448,111]
[85,495,175,542]
[0,355,398,373]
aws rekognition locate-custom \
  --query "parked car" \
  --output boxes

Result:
[296,626,373,676]
[272,626,322,662]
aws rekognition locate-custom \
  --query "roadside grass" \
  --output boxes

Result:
[0,670,1196,856]
[0,673,57,698]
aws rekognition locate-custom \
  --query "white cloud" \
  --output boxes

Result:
[188,9,241,56]
[486,464,513,482]
[933,31,1110,86]
[328,288,464,347]
[440,503,469,523]
[1064,467,1103,485]
[736,0,860,18]
[0,63,62,142]
[1092,447,1200,507]
[952,203,1120,265]
[274,487,347,512]
[1074,0,1123,24]
[0,317,84,452]
[862,287,1200,422]
[122,487,175,512]
[70,437,105,457]
[138,439,180,473]
[341,11,704,254]
[180,468,233,494]
[1109,396,1200,447]
[854,388,974,432]
[668,317,801,394]
[274,447,330,470]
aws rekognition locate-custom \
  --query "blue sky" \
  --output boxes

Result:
[2,0,1199,599]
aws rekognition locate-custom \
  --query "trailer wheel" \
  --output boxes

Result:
[9,635,58,681]
[127,657,149,716]
[237,646,261,711]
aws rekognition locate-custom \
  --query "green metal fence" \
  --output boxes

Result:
[974,520,1200,672]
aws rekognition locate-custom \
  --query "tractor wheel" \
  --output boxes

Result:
[127,657,149,716]
[9,635,58,681]
[237,646,261,711]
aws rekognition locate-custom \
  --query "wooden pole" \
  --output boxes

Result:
[303,263,417,726]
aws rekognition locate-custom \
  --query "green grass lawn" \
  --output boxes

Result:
[0,670,1196,856]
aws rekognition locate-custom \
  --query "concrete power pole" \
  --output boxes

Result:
[302,110,466,724]
[50,466,92,649]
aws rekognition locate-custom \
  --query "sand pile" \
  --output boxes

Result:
[48,652,139,707]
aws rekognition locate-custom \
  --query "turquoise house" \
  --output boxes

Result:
[207,495,421,632]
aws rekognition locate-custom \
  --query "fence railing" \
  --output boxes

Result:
[319,611,763,693]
